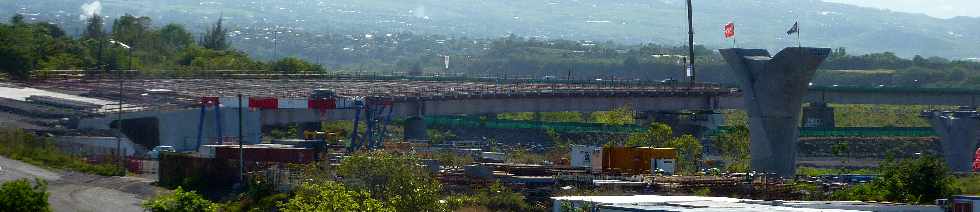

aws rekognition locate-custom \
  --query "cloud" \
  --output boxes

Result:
[79,1,102,20]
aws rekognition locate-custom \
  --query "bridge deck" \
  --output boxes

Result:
[30,78,725,111]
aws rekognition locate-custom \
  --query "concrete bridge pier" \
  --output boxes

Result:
[921,108,980,172]
[404,116,428,141]
[802,102,835,129]
[721,47,832,177]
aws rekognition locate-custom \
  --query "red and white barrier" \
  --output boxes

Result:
[211,97,349,110]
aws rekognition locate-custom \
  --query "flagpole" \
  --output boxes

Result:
[796,20,802,48]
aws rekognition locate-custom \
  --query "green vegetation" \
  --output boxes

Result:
[831,155,956,204]
[590,105,636,125]
[724,104,954,128]
[0,14,326,80]
[337,151,446,211]
[832,104,951,127]
[0,129,124,176]
[625,123,673,147]
[796,167,877,176]
[953,175,980,196]
[0,178,51,212]
[278,181,392,212]
[270,57,325,74]
[426,129,457,144]
[143,187,217,212]
[713,125,750,172]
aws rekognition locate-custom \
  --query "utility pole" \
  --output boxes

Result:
[238,94,245,182]
[686,0,696,86]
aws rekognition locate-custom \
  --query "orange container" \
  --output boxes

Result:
[601,147,676,174]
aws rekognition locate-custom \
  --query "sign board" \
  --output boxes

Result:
[686,64,693,77]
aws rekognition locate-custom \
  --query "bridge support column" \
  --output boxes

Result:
[921,108,980,172]
[404,116,428,141]
[634,111,658,126]
[802,102,835,129]
[721,47,831,177]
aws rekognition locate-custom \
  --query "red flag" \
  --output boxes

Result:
[724,22,735,38]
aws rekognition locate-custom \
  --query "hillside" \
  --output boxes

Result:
[4,0,980,59]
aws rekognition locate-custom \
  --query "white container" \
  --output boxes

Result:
[570,145,600,168]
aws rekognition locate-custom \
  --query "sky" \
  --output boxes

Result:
[824,0,979,19]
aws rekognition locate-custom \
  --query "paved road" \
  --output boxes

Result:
[0,156,162,212]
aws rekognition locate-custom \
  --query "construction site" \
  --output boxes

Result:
[2,67,979,211]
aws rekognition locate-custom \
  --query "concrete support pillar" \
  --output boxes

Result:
[404,116,428,141]
[634,111,656,126]
[721,47,831,177]
[802,102,835,129]
[484,113,498,121]
[921,108,980,172]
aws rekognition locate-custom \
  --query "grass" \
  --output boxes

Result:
[796,167,877,176]
[953,175,980,195]
[724,104,955,127]
[0,129,125,176]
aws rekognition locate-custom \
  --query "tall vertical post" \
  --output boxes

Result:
[686,0,696,84]
[117,57,125,170]
[238,94,244,182]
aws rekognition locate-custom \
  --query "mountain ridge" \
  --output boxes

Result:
[4,0,979,59]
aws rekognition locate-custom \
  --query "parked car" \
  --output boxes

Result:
[148,145,176,159]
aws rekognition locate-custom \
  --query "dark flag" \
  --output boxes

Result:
[786,22,799,35]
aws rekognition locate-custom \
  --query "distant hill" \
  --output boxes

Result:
[5,0,980,59]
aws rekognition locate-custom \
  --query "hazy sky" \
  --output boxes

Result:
[824,0,979,19]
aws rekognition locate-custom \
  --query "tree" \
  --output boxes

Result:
[0,178,50,212]
[112,14,152,47]
[10,14,25,25]
[832,155,957,204]
[159,24,194,50]
[669,135,703,173]
[271,57,324,73]
[713,125,749,172]
[408,60,423,76]
[200,17,228,50]
[0,45,33,79]
[877,155,956,204]
[279,181,392,212]
[142,187,217,212]
[475,182,531,211]
[626,123,673,147]
[338,151,445,212]
[83,15,105,40]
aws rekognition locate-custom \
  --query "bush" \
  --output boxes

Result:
[338,151,446,211]
[953,175,980,195]
[0,178,50,212]
[278,181,392,212]
[831,155,955,204]
[270,57,324,73]
[477,182,531,211]
[142,187,217,212]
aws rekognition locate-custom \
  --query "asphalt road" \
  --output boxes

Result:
[0,156,163,212]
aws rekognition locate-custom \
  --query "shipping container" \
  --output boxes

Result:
[214,145,315,163]
[601,147,677,175]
